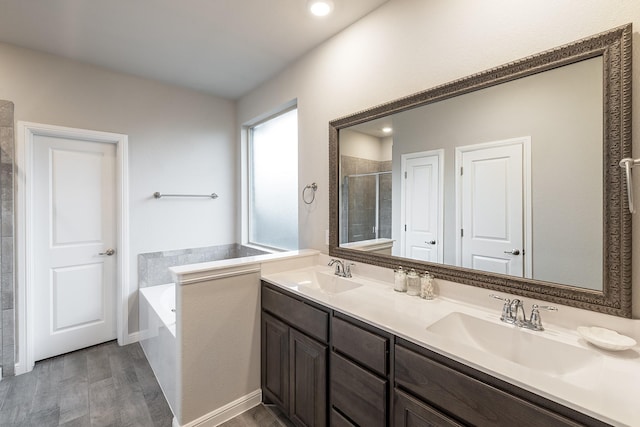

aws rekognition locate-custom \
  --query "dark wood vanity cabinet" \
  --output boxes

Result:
[262,312,290,409]
[394,388,463,427]
[261,281,611,427]
[261,283,329,427]
[394,339,611,427]
[330,314,392,427]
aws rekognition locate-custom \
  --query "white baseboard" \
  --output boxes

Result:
[14,361,27,376]
[123,331,141,345]
[176,389,262,427]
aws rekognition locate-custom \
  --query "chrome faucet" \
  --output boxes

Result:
[489,294,557,331]
[510,299,527,325]
[489,294,514,323]
[528,304,558,331]
[328,259,354,278]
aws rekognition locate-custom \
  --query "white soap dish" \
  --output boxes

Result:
[577,326,637,351]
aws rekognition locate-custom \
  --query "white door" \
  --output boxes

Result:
[458,141,526,276]
[402,152,443,262]
[33,134,117,361]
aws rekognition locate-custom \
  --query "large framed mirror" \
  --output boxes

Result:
[329,24,632,317]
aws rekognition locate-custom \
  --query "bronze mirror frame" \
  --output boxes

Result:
[329,24,632,317]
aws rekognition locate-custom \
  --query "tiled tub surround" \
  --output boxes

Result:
[0,100,14,377]
[262,254,640,427]
[138,244,268,288]
[139,249,318,427]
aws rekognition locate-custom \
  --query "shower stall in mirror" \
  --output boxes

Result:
[339,127,394,254]
[341,171,392,244]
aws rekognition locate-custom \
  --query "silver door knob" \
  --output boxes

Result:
[99,248,116,256]
[504,249,521,255]
[425,240,436,245]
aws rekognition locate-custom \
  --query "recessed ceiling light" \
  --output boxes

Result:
[308,0,334,17]
[382,127,393,133]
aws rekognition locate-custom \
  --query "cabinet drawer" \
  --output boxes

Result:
[331,352,387,427]
[331,408,356,427]
[395,344,582,427]
[262,284,329,342]
[394,388,463,427]
[332,316,388,376]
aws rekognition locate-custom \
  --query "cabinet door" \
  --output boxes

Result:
[394,389,463,427]
[290,328,327,427]
[262,312,289,411]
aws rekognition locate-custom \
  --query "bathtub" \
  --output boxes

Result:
[138,247,319,426]
[140,283,176,337]
[139,283,178,417]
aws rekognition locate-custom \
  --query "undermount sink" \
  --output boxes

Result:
[427,312,599,376]
[276,269,363,295]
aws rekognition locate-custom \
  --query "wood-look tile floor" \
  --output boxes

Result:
[219,404,294,427]
[0,341,174,427]
[0,340,293,427]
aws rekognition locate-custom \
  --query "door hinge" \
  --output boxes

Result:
[461,229,464,237]
[404,224,407,231]
[404,171,407,179]
[460,167,463,175]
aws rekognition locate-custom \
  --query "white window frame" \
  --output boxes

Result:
[241,101,298,251]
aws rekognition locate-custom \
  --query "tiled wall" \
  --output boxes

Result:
[138,244,268,288]
[378,172,392,238]
[341,155,392,243]
[0,100,14,376]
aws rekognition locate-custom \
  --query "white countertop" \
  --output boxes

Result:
[262,264,640,427]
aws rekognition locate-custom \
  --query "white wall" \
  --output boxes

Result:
[340,129,388,161]
[237,0,640,317]
[0,42,237,334]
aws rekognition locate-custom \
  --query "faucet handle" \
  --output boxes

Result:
[489,294,510,303]
[489,294,512,322]
[529,304,558,331]
[344,262,355,277]
[532,304,558,312]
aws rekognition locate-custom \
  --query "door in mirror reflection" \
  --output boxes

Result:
[401,150,443,262]
[457,138,530,277]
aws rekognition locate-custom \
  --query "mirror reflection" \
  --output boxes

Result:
[339,57,603,290]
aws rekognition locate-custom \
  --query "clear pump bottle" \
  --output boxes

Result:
[393,266,407,292]
[406,269,420,296]
[420,271,437,300]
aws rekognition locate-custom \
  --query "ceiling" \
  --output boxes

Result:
[349,116,395,137]
[0,0,389,99]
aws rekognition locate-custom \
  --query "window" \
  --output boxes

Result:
[248,108,299,250]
